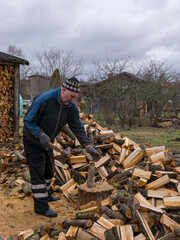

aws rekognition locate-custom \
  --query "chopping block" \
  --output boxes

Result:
[77,181,114,209]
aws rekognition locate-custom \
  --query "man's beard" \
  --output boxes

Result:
[63,100,71,105]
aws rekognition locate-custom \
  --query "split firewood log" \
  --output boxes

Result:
[101,206,126,224]
[117,203,132,219]
[75,212,100,219]
[62,219,93,228]
[70,169,86,184]
[110,167,134,182]
[22,182,32,195]
[104,227,119,240]
[14,150,27,162]
[157,232,177,240]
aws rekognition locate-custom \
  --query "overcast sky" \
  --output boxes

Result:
[1,0,180,77]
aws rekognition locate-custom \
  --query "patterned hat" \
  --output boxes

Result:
[62,77,80,93]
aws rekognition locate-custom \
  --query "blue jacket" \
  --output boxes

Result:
[23,87,91,147]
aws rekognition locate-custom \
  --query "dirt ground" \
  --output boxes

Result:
[0,188,77,238]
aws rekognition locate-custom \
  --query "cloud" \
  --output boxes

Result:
[1,0,180,75]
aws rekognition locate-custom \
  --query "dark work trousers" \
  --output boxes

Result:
[23,135,54,214]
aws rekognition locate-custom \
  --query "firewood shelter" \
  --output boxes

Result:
[0,51,29,143]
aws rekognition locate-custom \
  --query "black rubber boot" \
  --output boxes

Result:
[36,208,58,217]
[48,196,60,202]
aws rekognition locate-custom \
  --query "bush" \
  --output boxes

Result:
[79,102,86,112]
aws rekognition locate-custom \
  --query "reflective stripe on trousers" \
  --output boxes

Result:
[31,178,52,198]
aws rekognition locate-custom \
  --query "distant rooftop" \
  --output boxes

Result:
[0,51,29,65]
[28,74,50,79]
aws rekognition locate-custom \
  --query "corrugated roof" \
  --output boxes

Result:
[0,51,29,65]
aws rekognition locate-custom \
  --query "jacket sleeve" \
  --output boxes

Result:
[23,97,45,138]
[68,103,91,147]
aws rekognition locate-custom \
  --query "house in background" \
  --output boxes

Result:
[95,72,145,113]
[20,74,50,100]
[20,75,87,103]
[80,72,146,115]
[20,71,147,119]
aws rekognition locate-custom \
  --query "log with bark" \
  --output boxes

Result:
[101,206,126,223]
[78,182,114,208]
[62,219,93,228]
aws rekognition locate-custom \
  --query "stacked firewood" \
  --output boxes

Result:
[49,113,180,239]
[0,65,15,143]
[1,112,180,239]
[0,141,32,197]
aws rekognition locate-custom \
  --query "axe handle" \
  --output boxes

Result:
[49,142,62,153]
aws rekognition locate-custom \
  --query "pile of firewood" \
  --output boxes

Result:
[0,65,15,143]
[158,118,180,129]
[1,112,180,239]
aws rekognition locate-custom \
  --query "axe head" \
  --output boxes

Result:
[56,150,69,164]
[61,150,69,158]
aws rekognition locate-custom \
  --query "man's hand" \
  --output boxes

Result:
[39,133,50,150]
[86,145,101,161]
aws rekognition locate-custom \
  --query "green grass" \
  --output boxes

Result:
[119,127,180,152]
[94,114,180,152]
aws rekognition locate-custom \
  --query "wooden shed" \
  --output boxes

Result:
[0,51,29,143]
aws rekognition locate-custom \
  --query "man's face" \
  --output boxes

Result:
[60,87,79,105]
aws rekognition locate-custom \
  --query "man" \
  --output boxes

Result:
[23,77,100,217]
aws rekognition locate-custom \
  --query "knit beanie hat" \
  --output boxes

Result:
[62,77,80,93]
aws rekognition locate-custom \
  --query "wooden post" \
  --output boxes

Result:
[87,161,95,188]
[14,63,20,140]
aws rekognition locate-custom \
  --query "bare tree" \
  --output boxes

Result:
[108,74,140,128]
[7,45,23,57]
[139,58,178,126]
[36,47,83,80]
[7,45,31,80]
[164,72,180,118]
[88,56,136,127]
[92,55,131,81]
